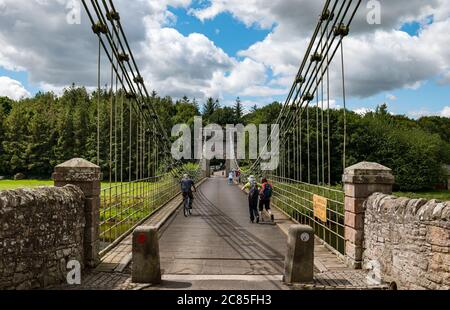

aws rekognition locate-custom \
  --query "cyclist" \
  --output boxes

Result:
[180,174,196,209]
[259,177,274,222]
[241,175,261,223]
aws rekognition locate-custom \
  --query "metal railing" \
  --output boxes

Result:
[99,167,203,253]
[268,175,345,255]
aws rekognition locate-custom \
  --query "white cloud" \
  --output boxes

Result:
[441,106,450,117]
[408,106,450,119]
[0,0,290,102]
[0,0,194,89]
[353,107,374,115]
[0,0,449,112]
[0,76,30,100]
[386,94,397,101]
[195,0,450,99]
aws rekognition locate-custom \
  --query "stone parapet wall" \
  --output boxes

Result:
[363,193,450,290]
[0,186,85,289]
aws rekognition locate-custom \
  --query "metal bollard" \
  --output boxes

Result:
[284,225,314,284]
[132,226,161,284]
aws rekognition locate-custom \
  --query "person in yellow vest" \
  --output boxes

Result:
[241,175,261,223]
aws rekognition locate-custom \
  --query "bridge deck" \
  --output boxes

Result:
[54,177,387,290]
[159,176,286,276]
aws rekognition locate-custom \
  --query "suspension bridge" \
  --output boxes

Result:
[48,0,388,290]
[6,0,433,291]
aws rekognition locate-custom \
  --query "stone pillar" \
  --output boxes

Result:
[284,225,314,284]
[445,165,450,190]
[132,226,161,284]
[52,158,102,268]
[343,162,394,269]
[225,159,231,176]
[201,158,211,178]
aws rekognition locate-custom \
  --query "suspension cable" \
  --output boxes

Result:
[341,41,347,171]
[248,0,362,173]
[97,37,101,166]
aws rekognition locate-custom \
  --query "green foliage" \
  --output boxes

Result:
[0,105,6,175]
[234,97,244,123]
[347,111,449,191]
[418,116,450,143]
[394,190,450,201]
[277,105,449,191]
[209,106,236,125]
[0,88,448,193]
[172,97,199,126]
[202,97,220,122]
[243,102,282,125]
[0,96,13,114]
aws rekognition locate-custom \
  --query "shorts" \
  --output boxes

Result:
[259,199,271,212]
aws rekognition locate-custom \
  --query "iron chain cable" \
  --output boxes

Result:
[248,0,361,176]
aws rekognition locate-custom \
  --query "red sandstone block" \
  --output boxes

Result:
[345,242,363,261]
[345,212,365,230]
[344,197,366,214]
[345,226,364,245]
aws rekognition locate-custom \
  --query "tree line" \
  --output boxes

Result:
[0,87,449,191]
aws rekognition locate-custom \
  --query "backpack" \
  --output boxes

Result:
[249,182,259,200]
[261,183,273,200]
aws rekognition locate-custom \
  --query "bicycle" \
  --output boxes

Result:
[183,194,192,217]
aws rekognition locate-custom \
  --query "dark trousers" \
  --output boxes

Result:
[182,191,194,207]
[259,199,271,212]
[248,197,259,221]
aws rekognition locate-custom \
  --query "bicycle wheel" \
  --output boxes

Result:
[183,197,190,217]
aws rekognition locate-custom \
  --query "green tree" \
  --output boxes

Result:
[0,104,6,175]
[0,96,13,114]
[234,97,244,123]
[172,99,200,126]
[418,116,450,143]
[209,107,237,125]
[3,99,32,175]
[244,102,282,125]
[202,97,220,122]
[26,102,56,176]
[375,103,389,116]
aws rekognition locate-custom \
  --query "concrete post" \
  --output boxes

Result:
[132,226,161,284]
[343,162,394,269]
[52,158,102,268]
[284,225,314,284]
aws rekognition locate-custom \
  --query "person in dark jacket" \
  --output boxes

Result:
[259,177,274,222]
[180,174,196,209]
[241,175,261,223]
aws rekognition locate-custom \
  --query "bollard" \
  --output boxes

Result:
[132,226,161,284]
[284,225,314,284]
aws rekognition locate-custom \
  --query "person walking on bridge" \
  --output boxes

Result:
[259,177,274,222]
[180,174,196,209]
[228,171,234,185]
[241,175,261,223]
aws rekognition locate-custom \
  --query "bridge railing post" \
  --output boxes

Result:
[52,158,102,268]
[284,225,314,284]
[132,226,161,284]
[342,162,394,269]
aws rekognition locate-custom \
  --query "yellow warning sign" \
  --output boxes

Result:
[313,194,327,222]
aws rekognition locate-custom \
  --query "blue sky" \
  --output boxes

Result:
[165,8,448,117]
[168,7,272,58]
[0,0,449,119]
[0,67,39,95]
